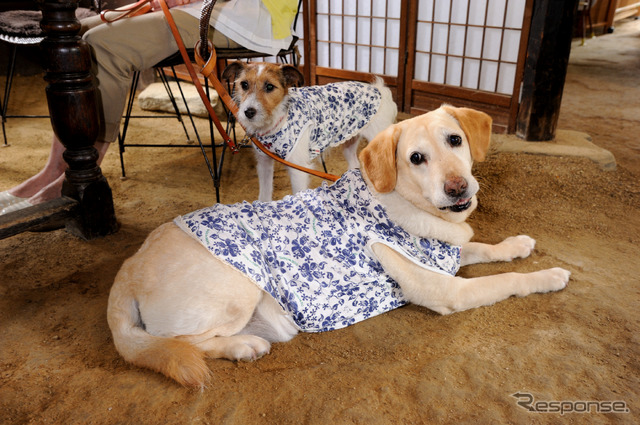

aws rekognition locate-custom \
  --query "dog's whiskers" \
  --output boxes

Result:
[475,175,491,194]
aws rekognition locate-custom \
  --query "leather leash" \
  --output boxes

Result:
[158,0,339,182]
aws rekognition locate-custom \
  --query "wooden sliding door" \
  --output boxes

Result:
[304,0,534,133]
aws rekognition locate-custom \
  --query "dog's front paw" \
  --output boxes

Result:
[517,267,570,297]
[541,267,571,292]
[498,235,536,261]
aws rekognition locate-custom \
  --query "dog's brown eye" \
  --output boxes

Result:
[240,81,249,90]
[410,152,425,165]
[265,83,275,92]
[449,134,462,147]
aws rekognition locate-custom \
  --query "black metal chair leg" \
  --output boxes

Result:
[1,44,17,146]
[117,70,141,178]
[157,67,192,142]
[205,84,220,203]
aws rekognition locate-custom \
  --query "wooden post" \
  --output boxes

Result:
[516,0,579,141]
[38,0,118,238]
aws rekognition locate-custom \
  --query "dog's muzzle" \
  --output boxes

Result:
[439,176,473,212]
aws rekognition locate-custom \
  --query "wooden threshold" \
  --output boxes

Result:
[0,197,78,240]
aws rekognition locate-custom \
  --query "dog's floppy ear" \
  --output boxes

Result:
[281,65,304,88]
[359,124,402,193]
[442,105,492,162]
[221,61,246,83]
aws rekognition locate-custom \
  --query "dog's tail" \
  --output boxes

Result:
[372,75,396,107]
[107,273,210,388]
[366,75,398,134]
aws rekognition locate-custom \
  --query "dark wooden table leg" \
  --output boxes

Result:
[38,0,118,239]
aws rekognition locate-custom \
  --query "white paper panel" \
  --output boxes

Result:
[371,47,385,74]
[343,16,356,44]
[385,48,398,75]
[446,56,463,86]
[462,59,481,89]
[448,25,466,56]
[357,0,371,16]
[486,0,507,27]
[502,29,521,62]
[479,61,498,92]
[415,52,430,81]
[387,18,400,48]
[357,45,370,72]
[468,0,488,26]
[356,17,371,45]
[329,0,342,15]
[313,0,525,92]
[343,44,356,71]
[416,22,432,52]
[372,18,386,46]
[497,63,516,94]
[505,0,526,28]
[430,55,447,84]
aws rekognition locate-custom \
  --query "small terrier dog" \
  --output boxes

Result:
[222,61,397,201]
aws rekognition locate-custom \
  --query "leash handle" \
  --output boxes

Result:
[159,0,238,153]
[100,0,152,23]
[199,0,216,60]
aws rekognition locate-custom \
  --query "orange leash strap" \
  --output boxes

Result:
[158,0,238,153]
[158,0,339,182]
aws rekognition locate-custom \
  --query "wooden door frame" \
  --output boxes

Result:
[401,0,534,133]
[301,0,573,137]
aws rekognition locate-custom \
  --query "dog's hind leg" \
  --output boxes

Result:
[186,334,271,362]
[239,292,299,343]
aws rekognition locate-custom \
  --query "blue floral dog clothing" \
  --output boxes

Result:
[175,170,461,333]
[257,82,383,159]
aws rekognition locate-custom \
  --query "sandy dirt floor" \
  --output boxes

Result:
[1,19,639,425]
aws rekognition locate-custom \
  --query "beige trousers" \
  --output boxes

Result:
[80,10,241,143]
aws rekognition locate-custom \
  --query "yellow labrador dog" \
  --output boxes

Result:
[108,105,570,387]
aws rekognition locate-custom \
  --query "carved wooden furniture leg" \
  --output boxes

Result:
[0,0,118,240]
[39,0,118,238]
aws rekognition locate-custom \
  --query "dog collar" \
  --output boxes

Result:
[256,114,286,138]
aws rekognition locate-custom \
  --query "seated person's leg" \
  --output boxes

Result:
[1,10,239,213]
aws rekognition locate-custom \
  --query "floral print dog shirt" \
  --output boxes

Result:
[175,170,461,332]
[257,82,382,159]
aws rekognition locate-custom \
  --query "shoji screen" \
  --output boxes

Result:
[413,0,526,96]
[315,0,402,77]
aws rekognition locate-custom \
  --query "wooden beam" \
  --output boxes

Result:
[0,197,78,240]
[516,0,579,141]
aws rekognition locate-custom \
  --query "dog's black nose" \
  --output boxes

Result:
[244,108,256,119]
[444,176,468,198]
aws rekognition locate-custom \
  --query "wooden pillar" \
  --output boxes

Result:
[301,0,311,85]
[38,0,118,238]
[516,0,579,141]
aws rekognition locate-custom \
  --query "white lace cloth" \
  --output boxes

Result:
[175,170,460,332]
[258,82,382,160]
